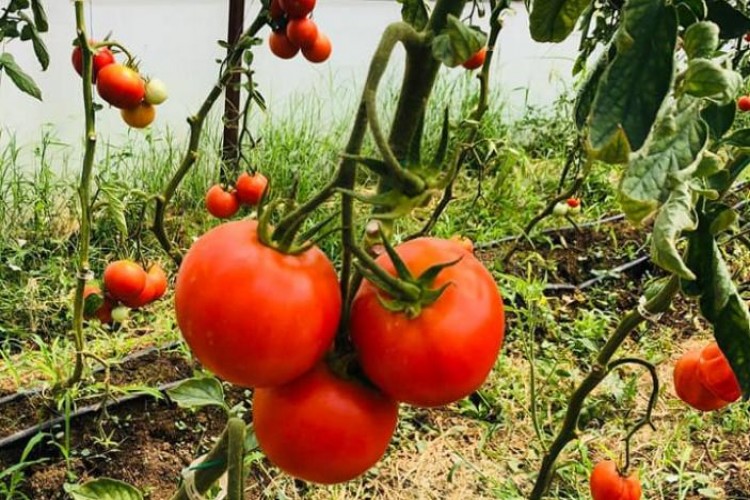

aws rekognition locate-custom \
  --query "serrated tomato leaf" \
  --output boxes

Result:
[529,0,591,43]
[651,183,697,279]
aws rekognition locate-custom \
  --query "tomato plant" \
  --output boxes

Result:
[350,237,505,407]
[204,185,240,219]
[590,461,642,500]
[174,219,342,388]
[96,63,146,109]
[253,361,398,484]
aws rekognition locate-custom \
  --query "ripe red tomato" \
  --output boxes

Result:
[174,219,342,388]
[350,237,505,407]
[205,185,240,219]
[462,47,487,70]
[71,42,115,82]
[738,95,750,112]
[147,264,168,301]
[673,347,730,411]
[121,278,156,309]
[269,0,285,19]
[253,362,398,483]
[698,342,741,403]
[96,64,146,109]
[269,31,300,59]
[235,172,268,206]
[286,18,319,49]
[590,460,642,500]
[566,197,581,208]
[279,0,315,18]
[103,260,148,302]
[302,32,332,63]
[120,102,156,129]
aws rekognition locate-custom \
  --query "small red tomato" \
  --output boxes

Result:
[96,64,146,109]
[205,185,240,219]
[302,32,332,63]
[566,197,581,208]
[269,0,285,19]
[590,460,642,500]
[738,95,750,112]
[287,18,319,49]
[253,362,398,484]
[71,41,116,82]
[279,0,315,18]
[698,342,741,403]
[235,172,268,206]
[103,260,148,302]
[462,47,487,70]
[269,31,300,59]
[673,347,730,412]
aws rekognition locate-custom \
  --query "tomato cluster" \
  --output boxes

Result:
[71,40,168,129]
[590,460,642,500]
[84,260,168,325]
[205,171,268,219]
[673,342,741,411]
[175,223,505,483]
[268,0,331,63]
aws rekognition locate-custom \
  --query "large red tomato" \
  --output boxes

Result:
[253,361,398,484]
[96,64,146,109]
[174,219,341,388]
[590,460,642,500]
[350,238,505,407]
[698,342,741,403]
[673,347,729,412]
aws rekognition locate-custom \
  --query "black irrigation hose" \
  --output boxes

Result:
[0,341,184,407]
[543,255,651,292]
[0,379,185,452]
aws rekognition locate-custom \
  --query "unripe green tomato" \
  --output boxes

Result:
[568,204,582,216]
[144,78,169,105]
[552,202,569,217]
[111,305,130,323]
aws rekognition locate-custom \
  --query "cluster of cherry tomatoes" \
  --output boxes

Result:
[205,171,269,219]
[268,0,331,63]
[174,216,505,483]
[71,40,168,129]
[673,341,741,411]
[553,197,583,217]
[83,260,168,325]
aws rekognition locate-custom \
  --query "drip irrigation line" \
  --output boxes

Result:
[0,379,185,452]
[543,255,651,292]
[0,341,183,407]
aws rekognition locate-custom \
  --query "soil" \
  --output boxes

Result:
[0,217,747,499]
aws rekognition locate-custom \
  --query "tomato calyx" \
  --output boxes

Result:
[356,231,460,319]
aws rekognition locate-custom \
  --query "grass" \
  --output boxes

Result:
[1,77,749,499]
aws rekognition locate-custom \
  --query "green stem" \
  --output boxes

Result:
[94,40,135,65]
[529,274,680,499]
[226,417,246,500]
[152,12,268,265]
[60,0,97,391]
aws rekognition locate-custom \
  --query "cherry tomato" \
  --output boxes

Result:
[302,32,331,63]
[205,185,240,219]
[269,31,300,59]
[698,342,741,403]
[121,102,156,129]
[96,64,146,110]
[279,0,315,18]
[350,237,505,407]
[738,95,750,112]
[590,460,642,500]
[566,197,581,208]
[253,362,398,483]
[553,202,569,217]
[144,78,169,105]
[287,18,319,49]
[462,47,487,70]
[103,260,148,302]
[71,41,115,82]
[673,347,730,411]
[174,219,342,388]
[235,172,268,206]
[269,0,285,20]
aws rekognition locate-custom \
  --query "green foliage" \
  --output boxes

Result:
[398,0,429,30]
[529,0,592,43]
[64,478,144,500]
[167,376,229,412]
[431,14,486,67]
[0,0,48,99]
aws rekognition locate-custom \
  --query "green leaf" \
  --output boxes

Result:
[574,44,614,131]
[683,21,719,59]
[721,128,750,147]
[30,0,48,32]
[30,28,49,70]
[677,0,707,20]
[588,0,678,158]
[701,101,735,140]
[683,58,741,104]
[685,214,750,398]
[167,377,226,410]
[397,0,429,30]
[706,0,750,39]
[0,52,41,100]
[694,151,723,177]
[708,204,736,234]
[100,185,128,238]
[529,0,591,43]
[431,15,486,68]
[651,183,697,279]
[64,478,144,500]
[619,99,708,223]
